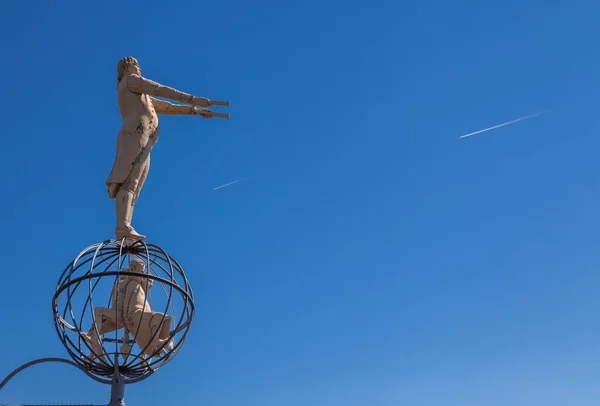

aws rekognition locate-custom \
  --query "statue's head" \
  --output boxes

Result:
[128,258,145,274]
[123,258,153,290]
[116,56,141,83]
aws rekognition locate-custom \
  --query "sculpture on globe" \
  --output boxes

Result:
[108,56,229,241]
[52,240,195,382]
[1,56,226,406]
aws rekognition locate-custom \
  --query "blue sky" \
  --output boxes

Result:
[2,0,600,404]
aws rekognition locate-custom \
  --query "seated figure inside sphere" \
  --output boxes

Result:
[81,258,174,363]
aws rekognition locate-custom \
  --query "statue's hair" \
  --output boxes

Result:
[116,56,139,84]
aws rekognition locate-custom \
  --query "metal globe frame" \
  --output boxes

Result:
[0,239,195,405]
[53,239,195,383]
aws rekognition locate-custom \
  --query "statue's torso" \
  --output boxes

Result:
[111,278,152,316]
[117,79,158,133]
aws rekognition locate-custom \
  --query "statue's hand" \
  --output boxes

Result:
[194,107,214,119]
[193,96,211,107]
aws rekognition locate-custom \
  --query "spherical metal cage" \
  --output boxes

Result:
[52,240,195,384]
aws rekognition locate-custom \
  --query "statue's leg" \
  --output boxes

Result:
[115,183,146,241]
[114,150,151,241]
[81,308,119,363]
[114,126,158,242]
[132,156,150,208]
[127,310,157,359]
[120,327,133,363]
[127,156,149,233]
[136,313,174,358]
[153,314,174,357]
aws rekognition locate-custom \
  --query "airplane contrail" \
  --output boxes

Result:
[459,109,551,139]
[213,176,252,191]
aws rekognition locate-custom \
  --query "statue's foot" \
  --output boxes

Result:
[115,226,146,241]
[81,331,100,348]
[81,332,105,363]
[157,340,174,358]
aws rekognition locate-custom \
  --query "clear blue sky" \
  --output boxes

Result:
[2,0,600,405]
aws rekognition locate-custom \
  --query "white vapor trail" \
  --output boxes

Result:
[213,176,252,191]
[459,109,551,139]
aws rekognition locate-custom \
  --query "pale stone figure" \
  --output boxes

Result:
[108,56,218,241]
[81,258,173,363]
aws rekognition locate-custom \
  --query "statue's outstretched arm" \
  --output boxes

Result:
[151,97,223,119]
[150,97,194,115]
[126,74,209,106]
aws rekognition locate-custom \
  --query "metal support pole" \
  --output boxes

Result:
[109,374,126,406]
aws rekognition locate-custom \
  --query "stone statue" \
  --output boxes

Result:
[81,258,174,363]
[107,56,228,241]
